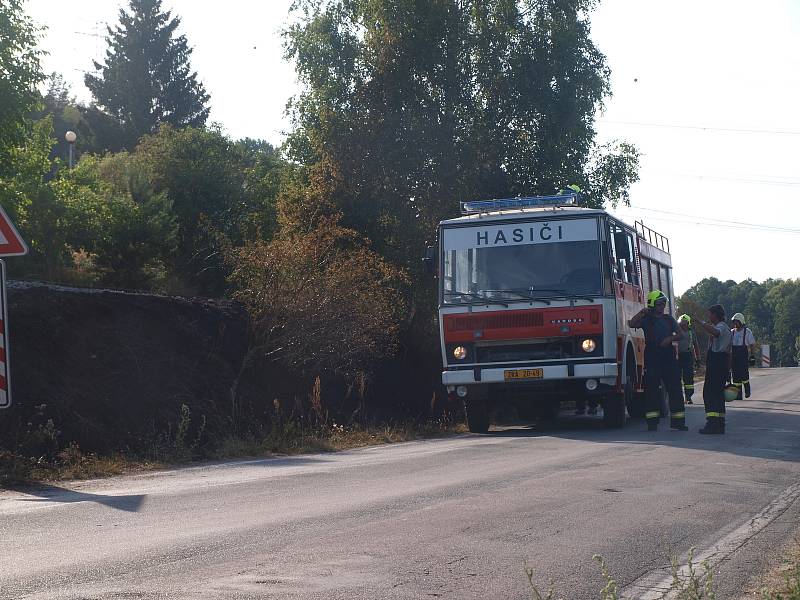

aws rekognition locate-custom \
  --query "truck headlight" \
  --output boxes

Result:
[453,346,467,360]
[581,338,596,353]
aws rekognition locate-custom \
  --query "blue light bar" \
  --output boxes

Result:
[460,193,577,215]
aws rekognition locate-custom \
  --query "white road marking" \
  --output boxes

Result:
[621,480,800,599]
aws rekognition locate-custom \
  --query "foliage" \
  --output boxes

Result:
[0,116,71,278]
[526,550,715,599]
[680,277,800,366]
[56,152,179,289]
[0,0,44,171]
[84,0,210,150]
[227,214,408,377]
[30,74,89,164]
[285,0,640,271]
[135,125,283,295]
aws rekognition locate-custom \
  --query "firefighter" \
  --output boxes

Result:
[730,312,755,399]
[628,290,687,431]
[694,304,732,434]
[677,314,700,404]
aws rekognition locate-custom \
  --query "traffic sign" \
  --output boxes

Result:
[0,204,27,257]
[0,261,10,408]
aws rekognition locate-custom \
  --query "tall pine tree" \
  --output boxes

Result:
[85,0,210,150]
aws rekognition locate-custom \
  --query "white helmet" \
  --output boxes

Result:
[732,312,745,324]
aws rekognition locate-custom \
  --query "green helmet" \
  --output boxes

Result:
[647,290,668,308]
[678,314,691,325]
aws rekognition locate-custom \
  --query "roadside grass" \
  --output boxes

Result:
[0,419,467,485]
[526,548,716,599]
[760,544,800,600]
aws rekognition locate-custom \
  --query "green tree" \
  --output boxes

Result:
[55,152,178,290]
[0,0,44,171]
[84,0,210,150]
[0,117,70,278]
[134,125,284,295]
[284,0,639,267]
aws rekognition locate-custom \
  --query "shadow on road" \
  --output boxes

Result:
[9,483,146,512]
[485,403,800,463]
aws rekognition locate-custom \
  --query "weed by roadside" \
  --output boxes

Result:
[761,546,800,600]
[526,548,715,599]
[0,418,466,485]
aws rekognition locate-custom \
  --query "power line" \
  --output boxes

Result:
[616,206,800,234]
[646,172,800,187]
[599,119,800,136]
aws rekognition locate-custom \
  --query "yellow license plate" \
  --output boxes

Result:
[504,368,544,381]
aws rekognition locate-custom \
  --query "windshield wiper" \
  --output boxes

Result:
[527,287,595,303]
[443,291,508,307]
[481,289,551,305]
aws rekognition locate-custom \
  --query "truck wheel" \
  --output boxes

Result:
[464,396,490,433]
[605,373,631,428]
[624,355,645,418]
[603,391,627,428]
[627,390,646,419]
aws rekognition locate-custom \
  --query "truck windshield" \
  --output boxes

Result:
[441,218,602,304]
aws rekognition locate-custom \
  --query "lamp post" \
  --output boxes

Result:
[65,130,77,168]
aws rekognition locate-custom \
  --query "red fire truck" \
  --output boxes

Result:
[438,193,674,432]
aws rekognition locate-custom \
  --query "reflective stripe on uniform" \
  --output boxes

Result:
[646,411,660,419]
[732,382,743,387]
[683,384,694,390]
[706,411,723,417]
[671,412,685,418]
[742,380,750,384]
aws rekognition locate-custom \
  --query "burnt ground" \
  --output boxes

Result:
[0,282,443,461]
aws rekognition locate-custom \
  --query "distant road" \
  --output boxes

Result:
[2,368,800,599]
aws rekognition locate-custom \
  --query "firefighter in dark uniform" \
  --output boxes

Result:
[628,290,687,431]
[694,304,732,434]
[730,312,755,399]
[677,314,700,404]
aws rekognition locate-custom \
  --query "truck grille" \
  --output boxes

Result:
[476,340,577,363]
[447,312,544,332]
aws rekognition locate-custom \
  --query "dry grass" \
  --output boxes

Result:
[1,421,467,485]
[742,542,800,600]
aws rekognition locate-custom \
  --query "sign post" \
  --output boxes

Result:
[0,204,28,409]
[0,261,10,408]
[761,344,771,368]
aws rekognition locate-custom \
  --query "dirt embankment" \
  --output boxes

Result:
[0,282,443,461]
[2,282,249,456]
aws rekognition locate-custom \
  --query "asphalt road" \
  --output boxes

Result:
[2,368,800,600]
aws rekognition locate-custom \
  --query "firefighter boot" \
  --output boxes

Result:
[670,417,688,431]
[744,381,751,399]
[699,417,723,435]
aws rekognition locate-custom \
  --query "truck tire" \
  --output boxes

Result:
[603,391,627,428]
[464,396,490,433]
[624,353,645,418]
[606,372,632,428]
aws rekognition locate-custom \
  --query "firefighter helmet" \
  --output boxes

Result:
[732,312,745,324]
[678,314,691,325]
[647,290,668,308]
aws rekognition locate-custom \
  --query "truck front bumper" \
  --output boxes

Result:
[442,362,619,386]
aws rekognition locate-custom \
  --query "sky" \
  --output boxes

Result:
[25,0,800,296]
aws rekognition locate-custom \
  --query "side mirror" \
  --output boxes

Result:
[422,246,436,275]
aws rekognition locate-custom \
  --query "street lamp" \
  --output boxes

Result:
[65,131,77,168]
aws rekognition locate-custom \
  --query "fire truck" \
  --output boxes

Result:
[437,193,674,432]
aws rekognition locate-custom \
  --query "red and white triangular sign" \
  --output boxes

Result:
[0,204,28,257]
